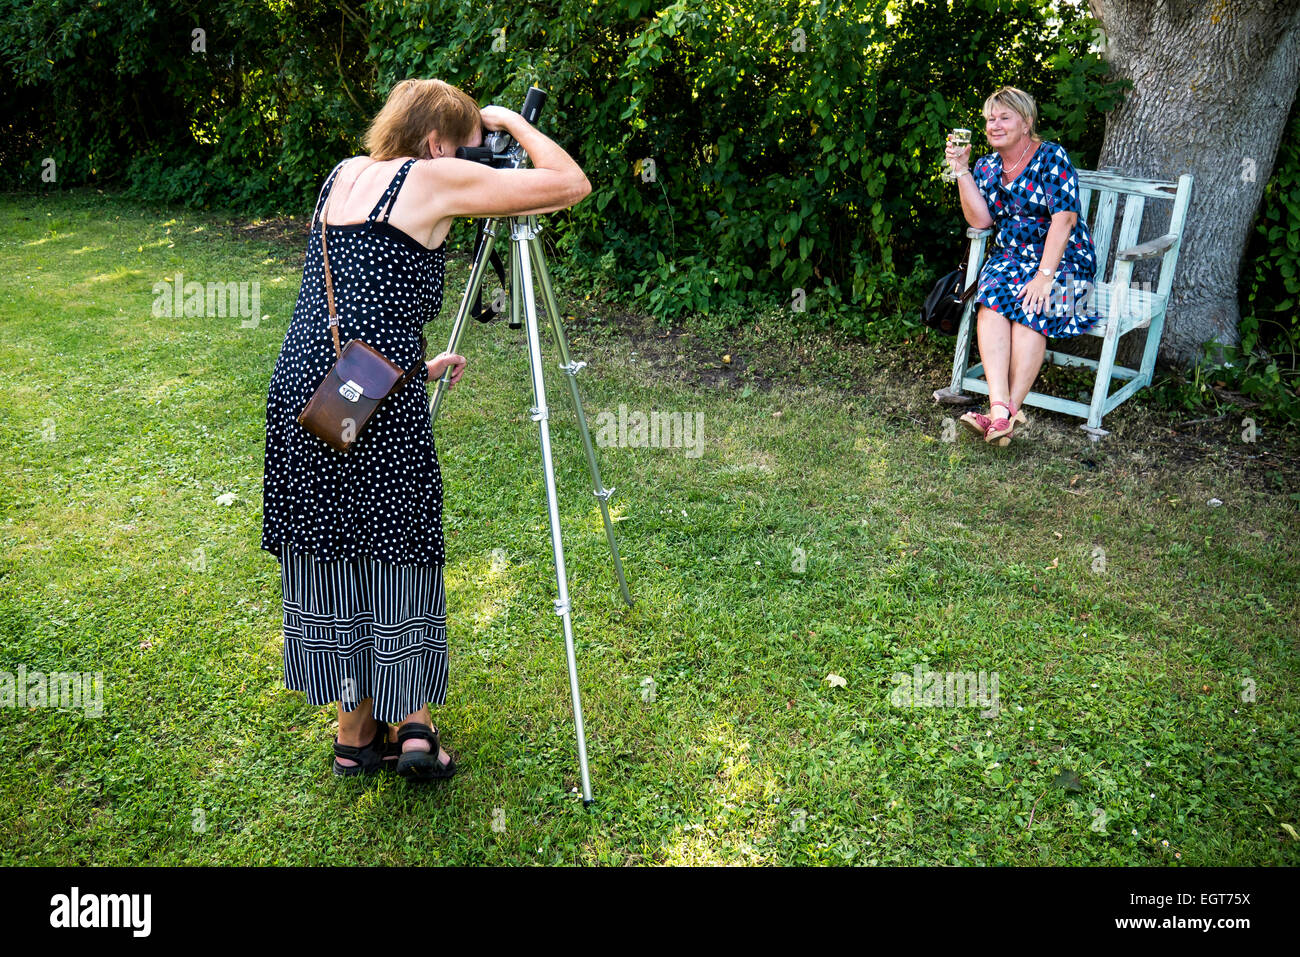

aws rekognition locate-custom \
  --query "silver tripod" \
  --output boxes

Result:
[429,214,633,806]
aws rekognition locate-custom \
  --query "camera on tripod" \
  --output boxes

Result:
[429,81,632,806]
[454,87,547,169]
[452,87,550,326]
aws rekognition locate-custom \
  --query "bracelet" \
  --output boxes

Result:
[1037,268,1052,278]
[954,170,971,180]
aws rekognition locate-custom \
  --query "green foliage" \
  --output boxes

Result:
[368,0,1122,335]
[0,0,375,214]
[2,0,1287,383]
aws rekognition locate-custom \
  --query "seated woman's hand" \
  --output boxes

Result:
[1014,273,1055,316]
[427,351,467,388]
[945,136,971,176]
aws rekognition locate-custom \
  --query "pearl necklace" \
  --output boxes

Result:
[1000,137,1036,183]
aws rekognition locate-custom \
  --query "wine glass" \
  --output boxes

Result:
[941,128,972,182]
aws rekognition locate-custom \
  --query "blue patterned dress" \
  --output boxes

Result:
[972,140,1100,337]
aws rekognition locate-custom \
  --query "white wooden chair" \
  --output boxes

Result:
[935,168,1194,436]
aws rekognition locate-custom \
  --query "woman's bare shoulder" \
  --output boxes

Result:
[407,156,471,181]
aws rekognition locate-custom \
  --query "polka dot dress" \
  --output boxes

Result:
[261,157,452,721]
[972,141,1102,338]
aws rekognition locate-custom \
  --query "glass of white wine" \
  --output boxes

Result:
[941,128,972,182]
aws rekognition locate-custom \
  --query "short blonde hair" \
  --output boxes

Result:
[364,78,481,161]
[982,86,1038,136]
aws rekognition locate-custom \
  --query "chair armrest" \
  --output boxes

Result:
[1117,233,1177,262]
[966,227,993,239]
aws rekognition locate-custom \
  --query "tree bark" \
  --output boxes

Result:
[1089,0,1300,364]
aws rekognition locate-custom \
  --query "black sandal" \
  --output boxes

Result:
[395,721,457,781]
[332,718,390,776]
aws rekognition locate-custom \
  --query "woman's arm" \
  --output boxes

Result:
[1037,211,1076,277]
[1015,210,1077,314]
[956,171,994,230]
[947,140,993,229]
[425,106,591,220]
[1017,143,1089,313]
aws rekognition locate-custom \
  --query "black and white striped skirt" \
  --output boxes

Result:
[278,542,448,722]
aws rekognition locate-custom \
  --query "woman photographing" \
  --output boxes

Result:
[946,86,1101,445]
[261,79,590,780]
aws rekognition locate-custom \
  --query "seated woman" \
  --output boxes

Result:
[946,86,1101,445]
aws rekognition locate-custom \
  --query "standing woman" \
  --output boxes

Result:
[261,79,591,779]
[946,86,1101,444]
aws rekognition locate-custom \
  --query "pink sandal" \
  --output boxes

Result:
[984,401,1026,446]
[959,409,992,438]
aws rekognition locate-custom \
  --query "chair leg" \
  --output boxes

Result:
[1137,309,1167,386]
[948,301,976,393]
[947,235,987,395]
[1086,322,1122,430]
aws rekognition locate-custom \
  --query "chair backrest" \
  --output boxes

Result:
[1077,168,1193,301]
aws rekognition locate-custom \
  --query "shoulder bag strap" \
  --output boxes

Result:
[320,184,344,360]
[320,167,428,385]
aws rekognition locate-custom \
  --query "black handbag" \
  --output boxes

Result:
[920,264,978,335]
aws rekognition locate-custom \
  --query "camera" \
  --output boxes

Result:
[454,86,547,169]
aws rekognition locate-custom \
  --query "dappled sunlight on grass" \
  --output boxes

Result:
[83,267,150,287]
[715,448,776,475]
[659,717,782,865]
[452,554,526,634]
[23,234,79,248]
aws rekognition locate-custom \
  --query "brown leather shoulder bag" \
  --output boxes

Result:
[296,170,425,453]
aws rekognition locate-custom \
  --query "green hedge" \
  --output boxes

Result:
[366,0,1122,334]
[0,0,374,211]
[5,0,1292,383]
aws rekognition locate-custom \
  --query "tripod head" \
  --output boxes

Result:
[455,86,548,169]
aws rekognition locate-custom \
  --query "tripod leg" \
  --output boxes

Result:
[430,218,500,426]
[509,236,523,329]
[526,229,634,608]
[512,222,595,805]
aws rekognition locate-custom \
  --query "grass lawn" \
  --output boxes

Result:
[1,189,1297,865]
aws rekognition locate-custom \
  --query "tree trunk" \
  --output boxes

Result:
[1089,0,1300,364]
